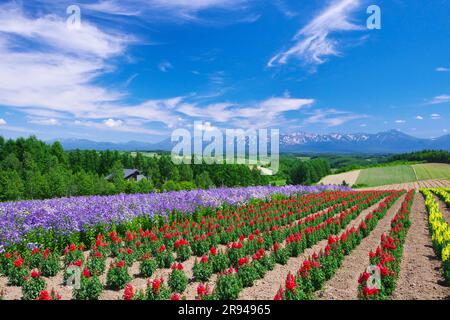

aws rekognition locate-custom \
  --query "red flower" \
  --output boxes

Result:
[74,259,83,267]
[151,279,162,293]
[31,270,41,279]
[274,288,284,300]
[238,257,248,267]
[197,283,207,296]
[209,246,217,256]
[273,243,280,251]
[32,247,39,255]
[94,251,102,258]
[159,244,166,253]
[285,273,296,291]
[171,293,180,300]
[127,248,133,255]
[37,290,52,301]
[14,257,24,268]
[117,260,125,268]
[69,243,76,252]
[200,256,208,264]
[83,268,91,278]
[123,284,134,300]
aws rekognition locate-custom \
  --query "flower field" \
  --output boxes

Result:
[1,185,450,300]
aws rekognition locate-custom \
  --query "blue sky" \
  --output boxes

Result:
[0,0,449,143]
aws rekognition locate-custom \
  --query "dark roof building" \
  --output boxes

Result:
[106,169,147,181]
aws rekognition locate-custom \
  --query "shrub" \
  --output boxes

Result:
[106,260,131,290]
[168,263,188,294]
[146,278,171,300]
[72,268,103,300]
[193,256,213,282]
[22,270,46,300]
[139,254,157,278]
[215,269,242,300]
[9,257,29,286]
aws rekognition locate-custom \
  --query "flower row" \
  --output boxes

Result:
[421,189,450,284]
[274,191,404,300]
[357,190,415,299]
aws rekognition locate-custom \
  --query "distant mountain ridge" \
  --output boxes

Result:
[53,130,450,154]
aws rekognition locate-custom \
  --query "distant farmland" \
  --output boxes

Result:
[320,163,450,187]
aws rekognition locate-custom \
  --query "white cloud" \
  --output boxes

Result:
[28,118,60,126]
[395,120,406,124]
[415,116,423,120]
[436,67,450,72]
[305,109,366,127]
[268,0,363,67]
[158,61,173,72]
[177,97,315,128]
[85,0,250,22]
[431,113,441,120]
[426,94,450,105]
[103,118,123,128]
[0,118,6,125]
[0,3,130,117]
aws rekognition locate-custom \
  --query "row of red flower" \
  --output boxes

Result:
[357,190,414,299]
[274,190,404,300]
[0,190,390,300]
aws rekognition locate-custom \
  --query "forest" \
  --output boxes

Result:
[0,136,331,202]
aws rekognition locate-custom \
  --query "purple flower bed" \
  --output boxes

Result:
[0,185,350,246]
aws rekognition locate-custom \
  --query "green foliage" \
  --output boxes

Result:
[73,273,103,300]
[22,274,46,300]
[215,272,243,300]
[0,135,273,202]
[139,257,157,278]
[106,261,131,290]
[192,257,213,282]
[168,265,188,293]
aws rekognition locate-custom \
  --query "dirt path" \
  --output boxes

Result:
[392,193,450,300]
[316,194,406,300]
[237,194,397,300]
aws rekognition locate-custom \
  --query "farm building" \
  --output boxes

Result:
[106,169,148,181]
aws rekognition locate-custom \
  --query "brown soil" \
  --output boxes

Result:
[361,179,450,191]
[315,194,406,300]
[392,193,450,300]
[237,194,397,300]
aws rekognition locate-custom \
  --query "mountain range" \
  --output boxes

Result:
[53,130,450,154]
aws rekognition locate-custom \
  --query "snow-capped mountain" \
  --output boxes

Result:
[54,130,450,154]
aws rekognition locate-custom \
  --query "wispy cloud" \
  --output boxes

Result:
[28,118,60,126]
[305,108,366,127]
[415,115,423,120]
[0,118,6,125]
[431,113,441,120]
[436,67,450,72]
[268,0,363,68]
[158,60,173,72]
[85,0,252,22]
[177,97,315,128]
[426,94,450,105]
[395,120,406,124]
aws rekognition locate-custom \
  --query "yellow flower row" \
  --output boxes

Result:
[421,189,450,262]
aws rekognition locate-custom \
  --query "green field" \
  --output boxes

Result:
[413,163,450,180]
[355,165,417,187]
[352,163,450,187]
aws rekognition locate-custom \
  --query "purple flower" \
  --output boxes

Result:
[0,185,350,247]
